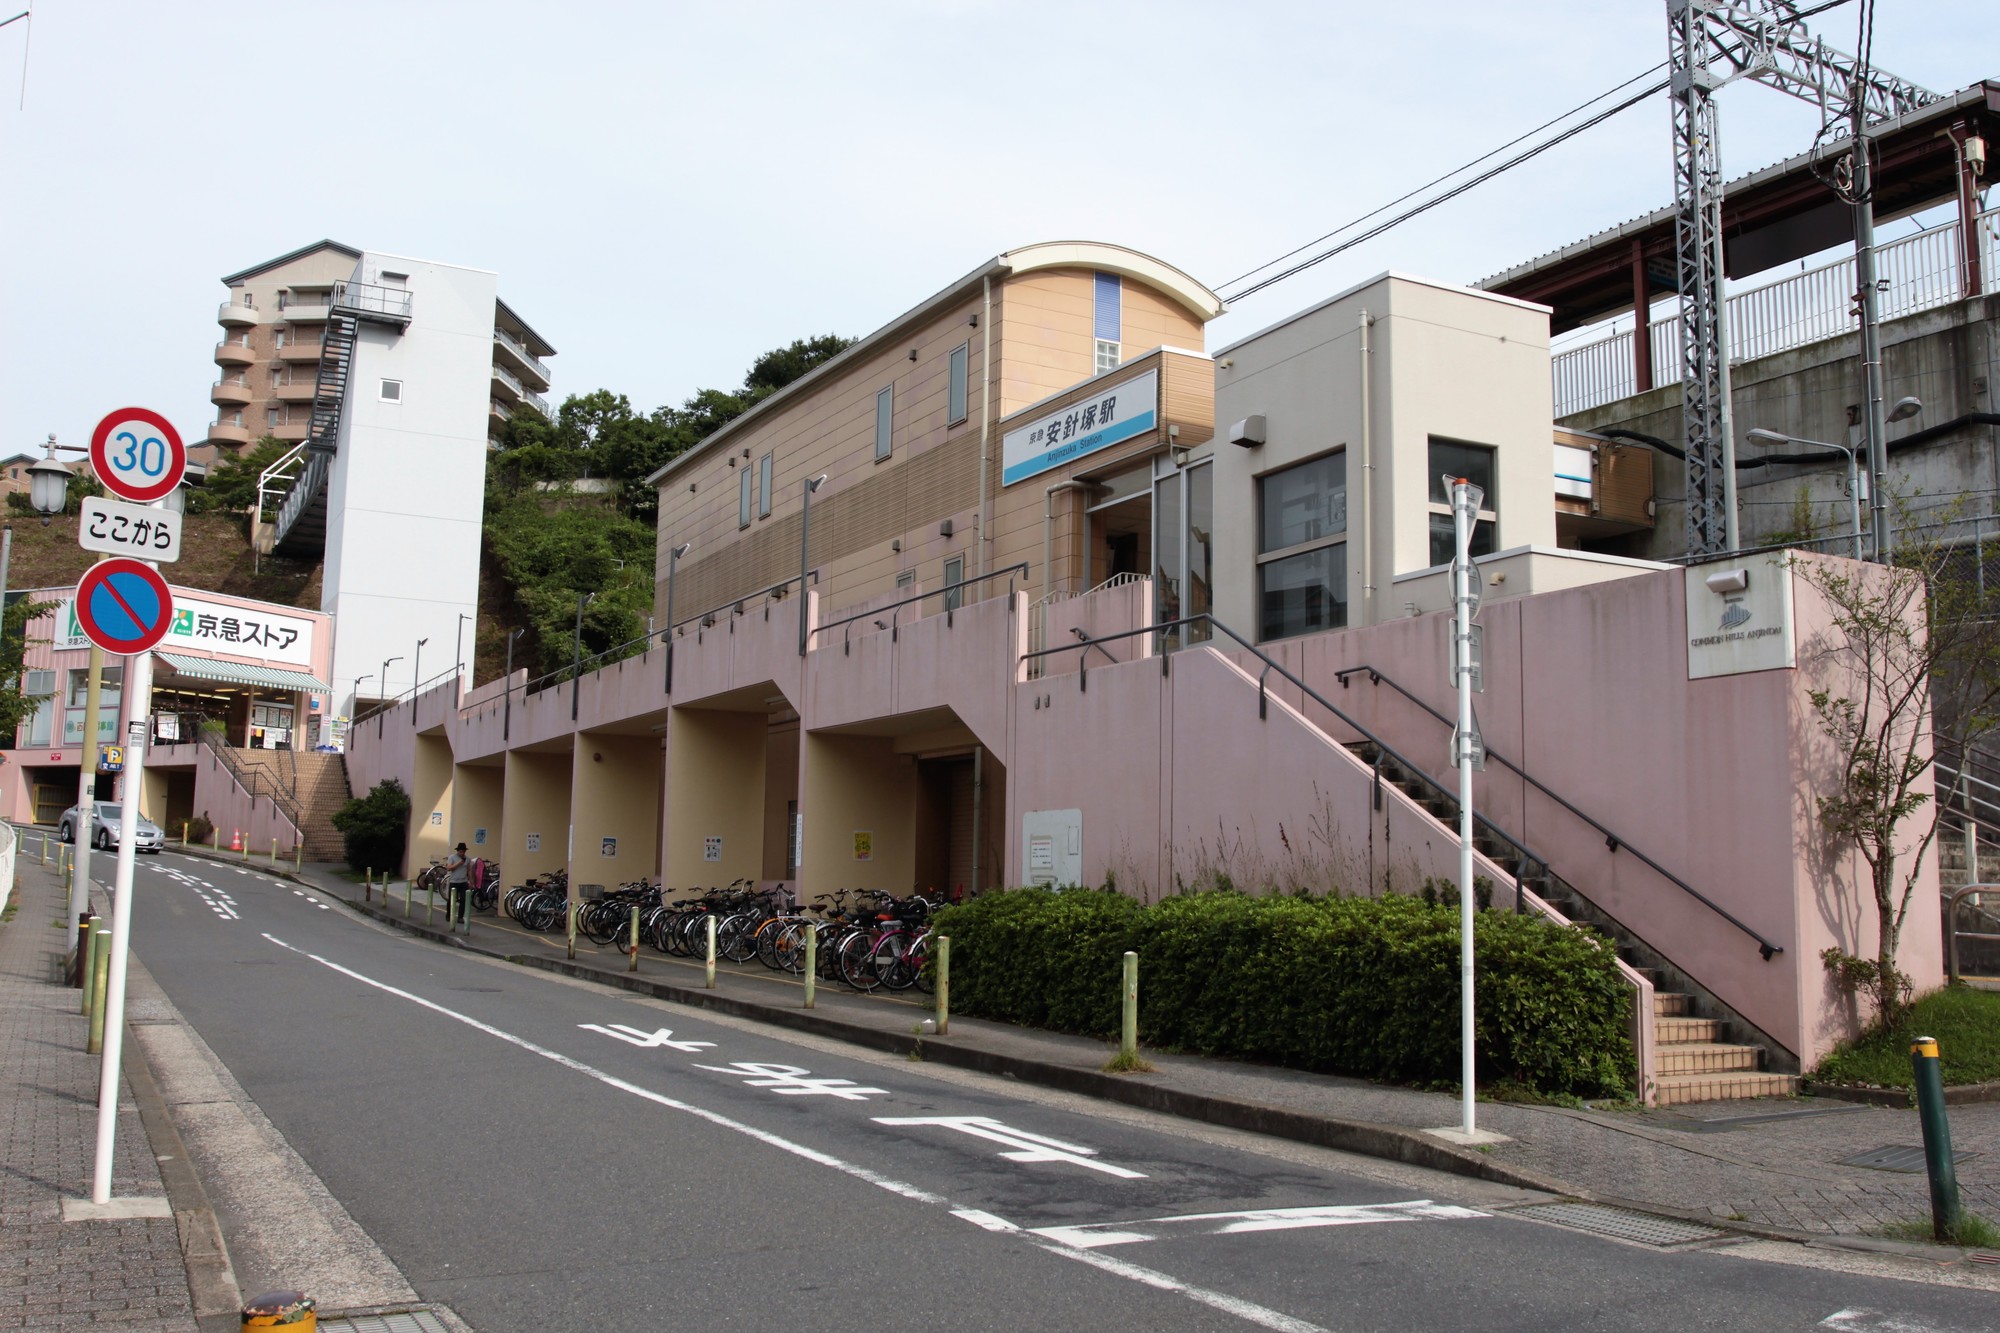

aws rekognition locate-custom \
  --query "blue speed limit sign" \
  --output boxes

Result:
[89,406,186,504]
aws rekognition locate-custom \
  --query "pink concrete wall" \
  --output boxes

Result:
[806,589,1022,756]
[1040,580,1152,679]
[147,744,304,854]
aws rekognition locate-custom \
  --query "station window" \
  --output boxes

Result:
[875,386,894,461]
[1426,438,1498,567]
[1095,340,1121,375]
[739,465,753,529]
[758,453,773,518]
[943,556,965,612]
[1256,451,1347,642]
[948,343,969,425]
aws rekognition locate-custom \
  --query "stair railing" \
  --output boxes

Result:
[191,723,305,830]
[1023,616,1782,960]
[1328,662,1781,959]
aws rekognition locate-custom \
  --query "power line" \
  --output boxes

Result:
[1221,79,1666,304]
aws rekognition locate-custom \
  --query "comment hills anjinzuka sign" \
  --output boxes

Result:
[1002,369,1158,486]
[56,590,316,667]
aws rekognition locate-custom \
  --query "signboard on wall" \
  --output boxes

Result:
[1001,370,1158,487]
[55,590,316,667]
[525,832,541,853]
[853,831,873,862]
[601,837,617,857]
[703,836,722,862]
[1685,553,1796,680]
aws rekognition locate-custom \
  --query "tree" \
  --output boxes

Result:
[201,437,298,518]
[331,777,411,876]
[0,596,55,739]
[1794,519,2000,1022]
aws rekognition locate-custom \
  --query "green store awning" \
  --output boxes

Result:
[155,652,329,694]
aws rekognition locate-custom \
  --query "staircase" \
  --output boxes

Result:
[273,279,412,557]
[1345,737,1798,1106]
[220,749,351,862]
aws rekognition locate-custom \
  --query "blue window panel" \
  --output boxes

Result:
[1093,271,1121,343]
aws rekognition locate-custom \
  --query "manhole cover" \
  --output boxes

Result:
[316,1311,450,1333]
[1511,1202,1727,1247]
[1838,1145,1979,1174]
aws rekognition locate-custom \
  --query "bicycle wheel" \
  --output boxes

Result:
[838,932,882,991]
[717,913,759,964]
[907,931,935,995]
[871,932,915,990]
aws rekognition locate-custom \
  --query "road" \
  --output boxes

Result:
[95,849,2000,1331]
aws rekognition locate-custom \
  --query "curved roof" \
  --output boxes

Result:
[646,241,1224,486]
[1001,241,1224,321]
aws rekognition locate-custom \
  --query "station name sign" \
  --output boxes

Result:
[1002,369,1158,487]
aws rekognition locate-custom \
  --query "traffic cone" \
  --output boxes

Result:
[230,828,243,852]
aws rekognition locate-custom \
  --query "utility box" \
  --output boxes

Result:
[1021,809,1083,888]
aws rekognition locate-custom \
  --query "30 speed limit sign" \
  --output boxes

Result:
[89,407,186,505]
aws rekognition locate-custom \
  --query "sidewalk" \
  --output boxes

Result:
[0,858,206,1332]
[290,858,2000,1250]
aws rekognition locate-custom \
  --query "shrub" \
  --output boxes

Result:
[186,814,214,846]
[931,888,1636,1098]
[330,778,410,876]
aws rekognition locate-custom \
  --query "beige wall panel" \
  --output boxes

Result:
[571,732,664,888]
[502,749,572,882]
[666,708,766,886]
[761,720,801,882]
[408,733,455,871]
[452,764,503,861]
[800,731,918,899]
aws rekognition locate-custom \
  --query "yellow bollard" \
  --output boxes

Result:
[270,839,277,867]
[705,915,717,989]
[39,832,48,865]
[181,821,189,847]
[936,935,951,1036]
[87,926,111,1054]
[404,879,412,918]
[566,900,578,961]
[803,926,816,1009]
[295,843,303,873]
[78,916,98,1014]
[627,905,640,973]
[212,828,219,854]
[1121,951,1139,1061]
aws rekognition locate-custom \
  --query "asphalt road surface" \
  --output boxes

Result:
[99,851,2000,1331]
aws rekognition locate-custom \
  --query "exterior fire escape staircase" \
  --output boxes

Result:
[272,280,412,557]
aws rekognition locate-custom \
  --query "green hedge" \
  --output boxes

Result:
[930,888,1635,1098]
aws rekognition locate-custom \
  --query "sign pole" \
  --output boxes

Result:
[82,407,182,1207]
[66,632,105,953]
[1452,477,1481,1140]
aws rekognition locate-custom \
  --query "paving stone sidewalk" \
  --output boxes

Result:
[287,857,2000,1245]
[0,859,198,1332]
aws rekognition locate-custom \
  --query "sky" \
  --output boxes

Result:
[0,0,1989,457]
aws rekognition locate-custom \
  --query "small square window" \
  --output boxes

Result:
[895,570,915,589]
[380,379,402,402]
[1095,339,1121,375]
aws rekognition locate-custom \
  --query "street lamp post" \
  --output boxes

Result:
[378,657,401,739]
[454,613,471,702]
[1749,398,1919,561]
[413,637,428,706]
[572,591,596,722]
[504,627,524,742]
[664,542,690,694]
[799,474,826,656]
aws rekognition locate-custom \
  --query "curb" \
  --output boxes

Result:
[341,897,1581,1199]
[1804,1078,2000,1108]
[119,1005,242,1333]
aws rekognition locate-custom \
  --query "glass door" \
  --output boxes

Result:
[1153,458,1212,649]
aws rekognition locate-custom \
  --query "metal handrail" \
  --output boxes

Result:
[1328,660,1779,958]
[1028,615,1558,923]
[1024,616,1783,958]
[353,665,465,726]
[193,724,304,828]
[1947,884,2000,984]
[818,563,1028,654]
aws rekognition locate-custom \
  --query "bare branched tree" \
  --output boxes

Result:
[1794,509,2000,1021]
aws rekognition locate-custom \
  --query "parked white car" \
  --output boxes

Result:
[58,804,165,854]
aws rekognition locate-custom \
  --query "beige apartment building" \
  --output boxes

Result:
[649,241,1226,629]
[205,239,555,466]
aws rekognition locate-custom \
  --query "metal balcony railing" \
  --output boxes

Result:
[331,279,413,323]
[1553,206,2000,417]
[493,327,551,380]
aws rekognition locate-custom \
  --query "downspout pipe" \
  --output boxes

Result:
[1359,311,1375,626]
[978,274,994,579]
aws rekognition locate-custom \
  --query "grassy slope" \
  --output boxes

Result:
[1812,986,2000,1088]
[5,510,321,608]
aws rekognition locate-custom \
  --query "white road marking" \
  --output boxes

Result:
[693,1061,889,1100]
[579,1024,716,1052]
[1821,1311,1977,1332]
[254,933,1331,1333]
[951,1208,1020,1233]
[1028,1201,1486,1250]
[875,1115,1146,1179]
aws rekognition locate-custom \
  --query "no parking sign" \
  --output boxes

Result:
[73,558,175,656]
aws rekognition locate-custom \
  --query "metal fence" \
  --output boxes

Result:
[1554,207,1999,417]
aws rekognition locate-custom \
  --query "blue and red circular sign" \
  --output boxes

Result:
[89,407,186,505]
[74,558,175,655]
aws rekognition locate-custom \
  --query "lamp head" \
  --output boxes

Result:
[1887,396,1923,424]
[27,450,72,521]
[671,542,691,560]
[1745,427,1792,445]
[807,473,828,493]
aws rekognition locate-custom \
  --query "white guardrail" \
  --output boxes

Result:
[1554,208,2000,417]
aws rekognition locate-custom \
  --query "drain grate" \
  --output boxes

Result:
[317,1312,450,1333]
[1511,1202,1727,1247]
[1971,1252,1999,1266]
[1838,1144,1979,1174]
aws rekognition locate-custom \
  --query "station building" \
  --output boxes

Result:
[345,239,1941,1103]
